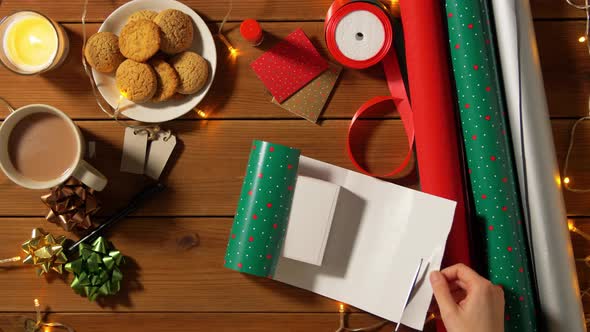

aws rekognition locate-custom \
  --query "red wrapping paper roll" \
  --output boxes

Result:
[399,5,470,330]
[399,0,472,292]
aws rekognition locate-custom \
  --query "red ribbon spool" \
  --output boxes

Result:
[325,0,414,178]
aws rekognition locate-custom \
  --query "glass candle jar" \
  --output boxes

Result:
[0,10,69,75]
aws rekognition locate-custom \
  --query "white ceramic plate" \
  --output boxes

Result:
[95,0,217,123]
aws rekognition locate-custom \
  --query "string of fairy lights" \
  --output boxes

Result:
[564,0,590,327]
[563,0,590,193]
[12,1,590,330]
[24,299,75,332]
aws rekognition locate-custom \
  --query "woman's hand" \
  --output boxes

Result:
[429,263,505,332]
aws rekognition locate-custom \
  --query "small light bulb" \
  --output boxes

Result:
[34,299,40,307]
[218,34,238,57]
[196,110,207,118]
[579,36,587,43]
[564,177,571,184]
[568,219,575,232]
[339,303,345,313]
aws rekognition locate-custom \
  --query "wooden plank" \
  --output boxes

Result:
[531,0,585,19]
[0,22,590,119]
[1,119,589,216]
[0,0,355,23]
[0,119,414,216]
[0,313,417,332]
[0,218,394,316]
[0,21,586,119]
[0,22,390,120]
[553,120,590,216]
[0,0,581,22]
[0,118,589,217]
[0,217,321,312]
[0,216,586,321]
[0,217,587,321]
[536,21,590,118]
[0,313,390,332]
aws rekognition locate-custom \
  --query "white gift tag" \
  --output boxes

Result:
[121,127,148,174]
[145,132,177,180]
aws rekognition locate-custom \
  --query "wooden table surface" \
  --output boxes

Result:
[0,1,589,331]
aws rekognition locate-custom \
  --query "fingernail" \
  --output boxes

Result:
[430,271,442,283]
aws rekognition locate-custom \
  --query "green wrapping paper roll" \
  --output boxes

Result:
[224,140,300,277]
[445,1,537,330]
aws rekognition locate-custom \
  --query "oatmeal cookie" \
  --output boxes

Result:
[119,19,161,62]
[116,59,158,103]
[128,10,158,22]
[170,51,209,94]
[149,58,180,102]
[84,32,125,73]
[153,9,193,54]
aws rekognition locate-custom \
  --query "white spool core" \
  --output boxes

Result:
[334,10,385,61]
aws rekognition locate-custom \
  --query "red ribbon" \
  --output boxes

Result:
[346,49,414,177]
[325,0,414,177]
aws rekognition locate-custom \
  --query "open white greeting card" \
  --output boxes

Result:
[275,156,456,330]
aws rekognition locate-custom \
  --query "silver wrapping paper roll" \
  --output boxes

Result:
[490,1,586,331]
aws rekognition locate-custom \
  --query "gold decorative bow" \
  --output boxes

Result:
[22,228,68,276]
[41,178,100,231]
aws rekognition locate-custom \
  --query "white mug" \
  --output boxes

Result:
[0,104,107,190]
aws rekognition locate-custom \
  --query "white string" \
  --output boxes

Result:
[562,0,590,192]
[218,0,233,35]
[24,299,76,332]
[562,99,590,193]
[215,0,236,52]
[0,256,21,264]
[562,8,590,321]
[0,97,14,113]
[566,0,590,11]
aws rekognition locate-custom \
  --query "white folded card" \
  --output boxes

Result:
[282,176,341,266]
[273,156,457,331]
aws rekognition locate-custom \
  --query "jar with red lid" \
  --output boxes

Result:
[240,19,264,46]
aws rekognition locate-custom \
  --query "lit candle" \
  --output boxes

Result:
[0,11,69,75]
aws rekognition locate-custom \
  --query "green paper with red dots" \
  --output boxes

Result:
[446,1,537,331]
[224,140,300,277]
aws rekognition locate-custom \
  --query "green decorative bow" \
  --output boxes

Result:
[65,237,125,301]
